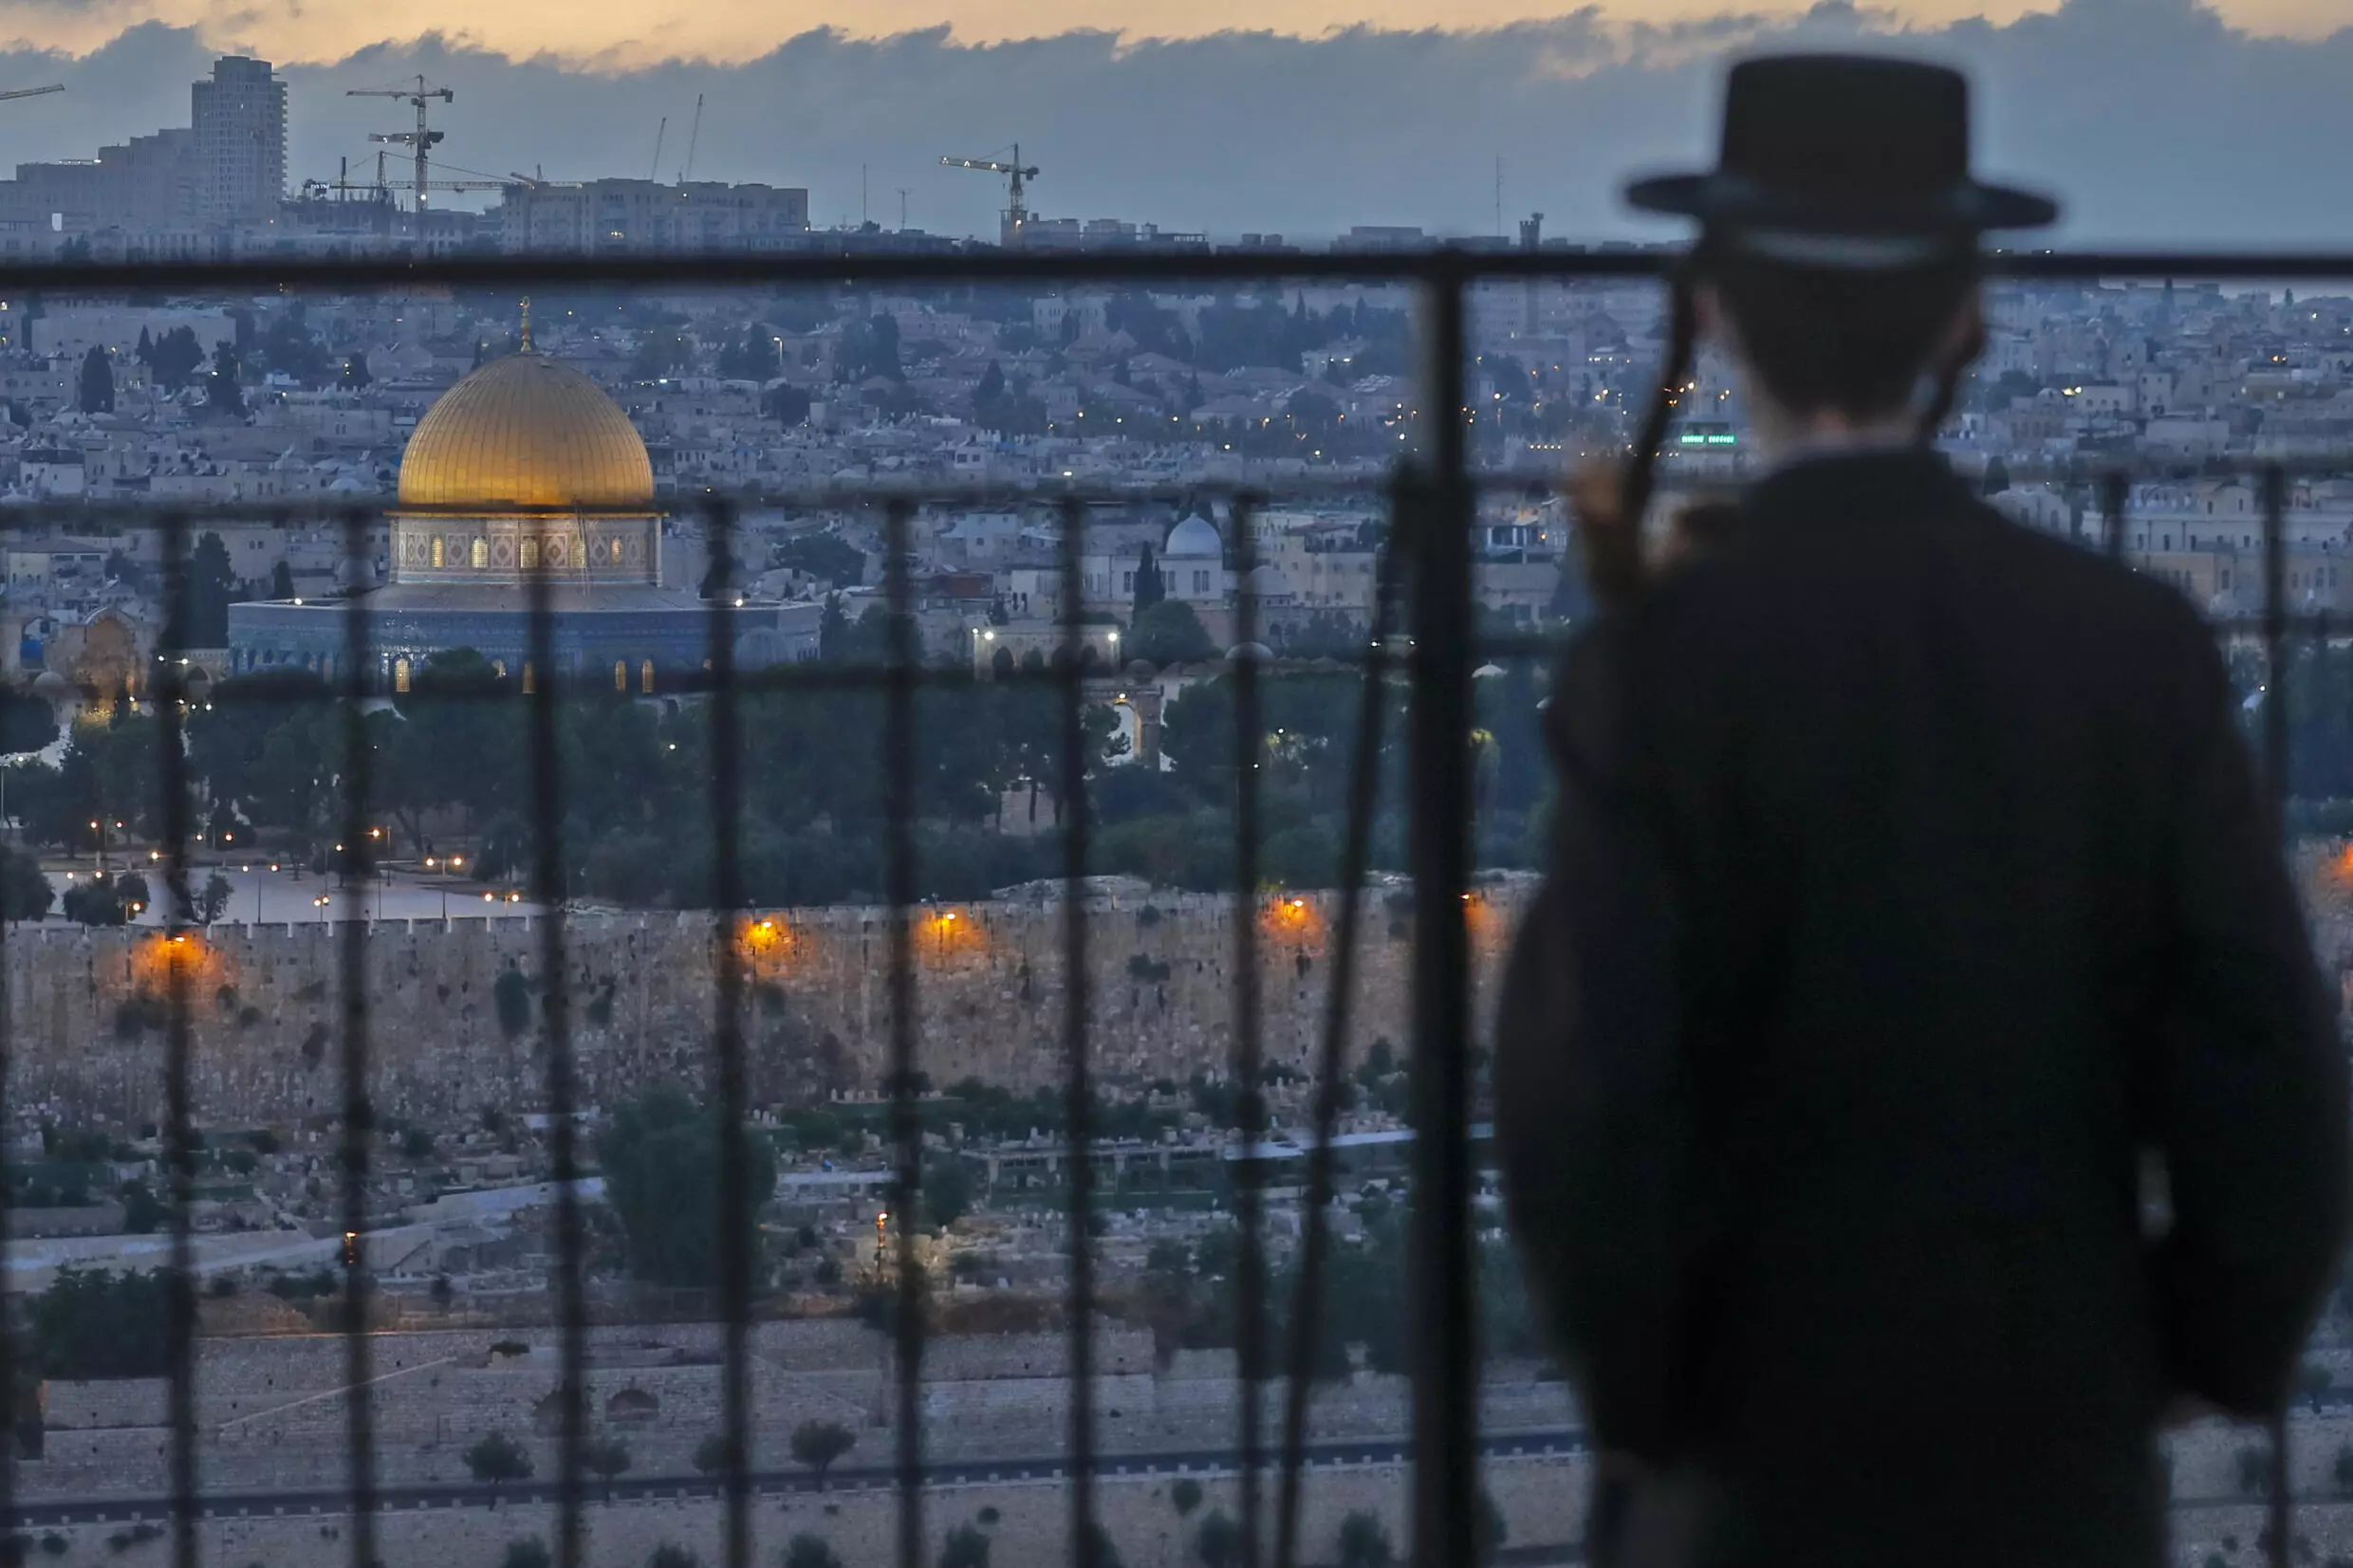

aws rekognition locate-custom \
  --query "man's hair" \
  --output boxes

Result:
[1706,247,1979,420]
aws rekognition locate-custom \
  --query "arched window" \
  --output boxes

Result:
[614,659,627,692]
[521,539,540,569]
[522,662,535,694]
[394,657,411,693]
[430,536,444,568]
[472,537,488,569]
[611,537,625,563]
[640,659,655,694]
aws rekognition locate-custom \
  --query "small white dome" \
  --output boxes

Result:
[1241,563,1293,600]
[1227,642,1273,663]
[1164,513,1222,558]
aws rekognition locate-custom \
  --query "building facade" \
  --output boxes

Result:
[191,56,285,226]
[229,347,819,685]
[495,180,810,254]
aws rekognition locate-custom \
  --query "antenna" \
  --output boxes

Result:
[650,117,667,183]
[895,188,911,231]
[681,94,704,182]
[1493,156,1503,239]
[862,165,868,226]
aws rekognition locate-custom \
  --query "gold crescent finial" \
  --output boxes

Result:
[520,295,532,353]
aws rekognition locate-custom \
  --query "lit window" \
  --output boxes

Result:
[614,659,627,692]
[472,537,488,569]
[522,662,535,694]
[430,536,444,568]
[641,659,656,694]
[394,656,411,693]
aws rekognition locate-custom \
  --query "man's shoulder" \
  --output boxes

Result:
[1645,487,2211,654]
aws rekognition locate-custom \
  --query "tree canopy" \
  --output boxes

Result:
[76,347,113,415]
[28,1268,173,1378]
[1127,600,1214,667]
[788,1418,856,1484]
[600,1085,776,1289]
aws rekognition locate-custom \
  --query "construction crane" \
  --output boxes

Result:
[940,145,1037,247]
[347,76,454,217]
[680,94,704,183]
[0,85,63,104]
[317,147,506,209]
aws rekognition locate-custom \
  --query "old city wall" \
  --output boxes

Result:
[5,883,1532,1128]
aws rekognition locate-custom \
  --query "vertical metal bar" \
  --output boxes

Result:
[154,512,200,1568]
[1407,259,1479,1568]
[336,507,380,1568]
[2262,465,2290,805]
[0,655,15,1561]
[702,499,753,1568]
[1274,529,1401,1568]
[883,498,925,1568]
[1229,496,1266,1568]
[2102,470,2128,563]
[525,530,587,1568]
[1058,494,1099,1568]
[2260,461,2294,1568]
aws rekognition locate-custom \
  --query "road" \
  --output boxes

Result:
[0,1179,607,1293]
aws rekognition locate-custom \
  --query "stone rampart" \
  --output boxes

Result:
[9,883,1531,1126]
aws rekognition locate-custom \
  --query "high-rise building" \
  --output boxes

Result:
[191,56,285,226]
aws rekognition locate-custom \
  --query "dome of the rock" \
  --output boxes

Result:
[397,352,654,509]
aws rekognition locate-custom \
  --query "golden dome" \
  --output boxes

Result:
[398,353,654,509]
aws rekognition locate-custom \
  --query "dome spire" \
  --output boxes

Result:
[519,295,532,353]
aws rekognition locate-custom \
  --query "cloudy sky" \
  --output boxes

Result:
[0,0,2340,245]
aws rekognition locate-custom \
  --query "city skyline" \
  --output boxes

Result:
[0,0,2338,242]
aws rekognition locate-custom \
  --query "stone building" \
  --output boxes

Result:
[229,338,819,688]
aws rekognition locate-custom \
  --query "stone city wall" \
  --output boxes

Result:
[5,883,1532,1128]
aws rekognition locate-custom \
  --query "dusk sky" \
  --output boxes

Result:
[0,0,2341,244]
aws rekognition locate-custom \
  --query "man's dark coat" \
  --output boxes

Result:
[1496,451,2349,1568]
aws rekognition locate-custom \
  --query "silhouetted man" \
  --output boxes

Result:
[1495,53,2348,1568]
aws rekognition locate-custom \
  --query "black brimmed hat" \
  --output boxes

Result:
[1627,54,2058,266]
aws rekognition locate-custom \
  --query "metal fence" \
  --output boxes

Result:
[0,243,2344,1568]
